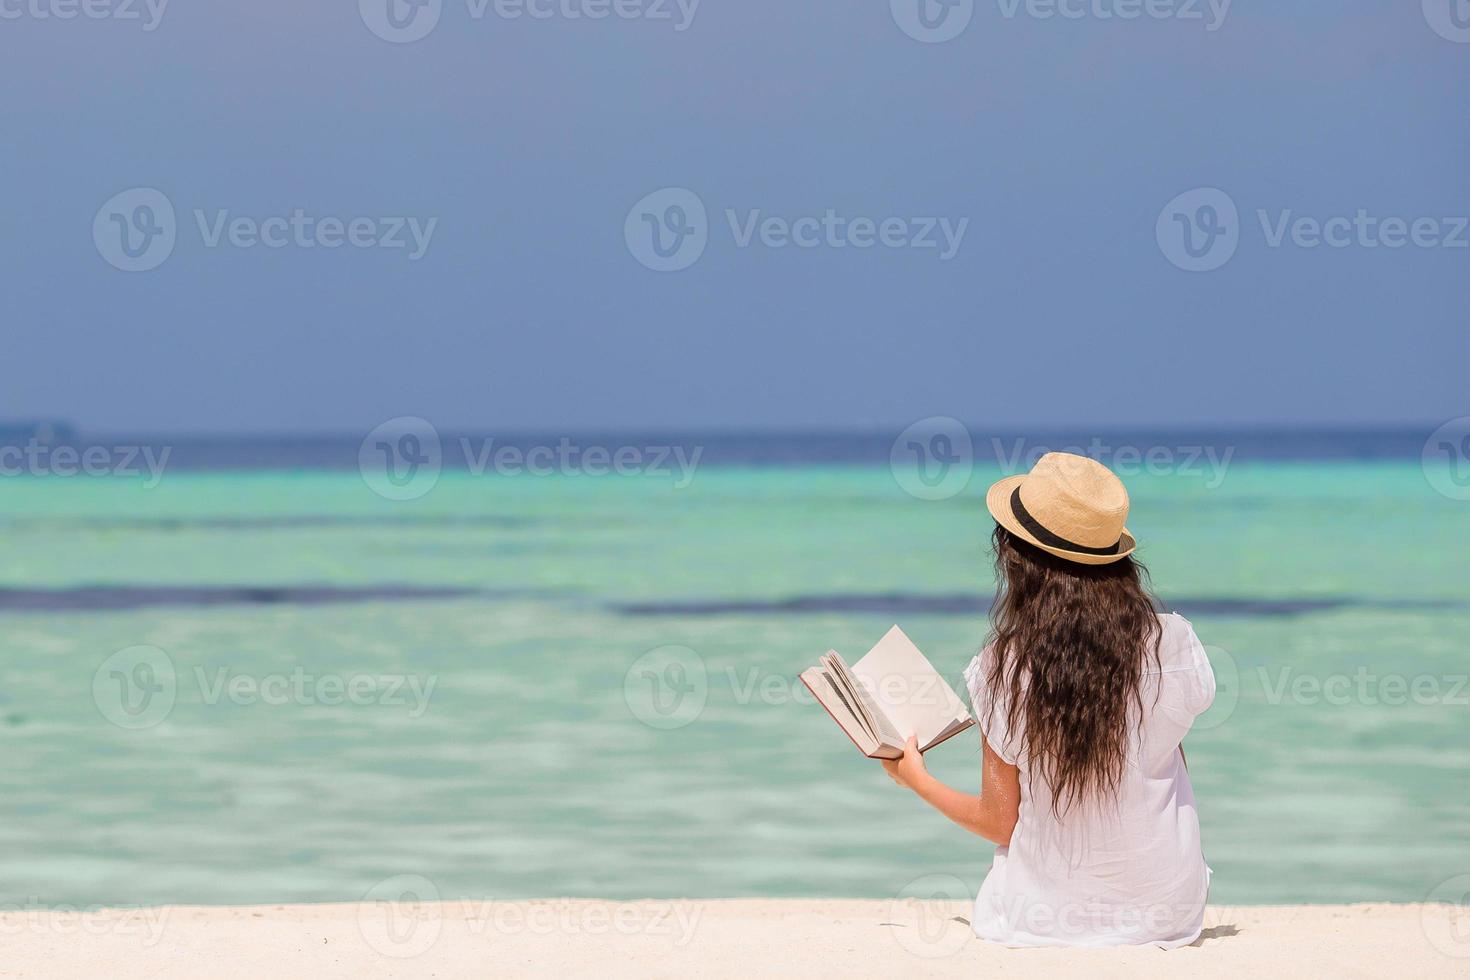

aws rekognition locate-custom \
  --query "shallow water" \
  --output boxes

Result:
[1,459,1467,906]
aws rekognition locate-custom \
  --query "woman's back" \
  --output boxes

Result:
[964,611,1216,948]
[881,453,1216,948]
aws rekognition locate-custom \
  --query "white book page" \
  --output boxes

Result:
[800,667,877,756]
[825,651,904,749]
[817,659,876,743]
[852,625,971,750]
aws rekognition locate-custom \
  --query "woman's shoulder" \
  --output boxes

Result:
[962,644,994,698]
[962,645,1023,764]
[1151,611,1210,670]
[964,643,1020,713]
[1150,611,1217,715]
[1154,609,1198,638]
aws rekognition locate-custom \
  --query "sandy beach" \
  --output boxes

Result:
[3,899,1465,978]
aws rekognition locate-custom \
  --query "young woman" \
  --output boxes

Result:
[882,452,1215,948]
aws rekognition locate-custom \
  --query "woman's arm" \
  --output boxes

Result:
[881,734,1020,846]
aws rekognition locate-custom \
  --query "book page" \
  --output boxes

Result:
[799,667,878,756]
[820,653,877,742]
[852,626,972,750]
[821,669,874,743]
[825,651,904,750]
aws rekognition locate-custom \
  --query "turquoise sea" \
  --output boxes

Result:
[2,436,1468,908]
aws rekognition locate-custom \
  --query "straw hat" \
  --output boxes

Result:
[986,452,1136,565]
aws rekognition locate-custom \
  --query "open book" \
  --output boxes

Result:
[799,625,974,760]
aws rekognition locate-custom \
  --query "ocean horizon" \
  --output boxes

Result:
[0,425,1443,468]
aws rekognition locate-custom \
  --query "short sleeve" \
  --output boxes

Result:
[1156,614,1217,722]
[1179,618,1217,717]
[964,647,1021,765]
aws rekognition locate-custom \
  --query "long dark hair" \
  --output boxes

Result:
[984,524,1162,816]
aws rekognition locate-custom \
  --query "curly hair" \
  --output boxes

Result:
[984,524,1163,817]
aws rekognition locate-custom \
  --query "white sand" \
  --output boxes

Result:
[2,899,1466,978]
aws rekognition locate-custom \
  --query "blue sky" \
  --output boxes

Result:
[3,0,1466,433]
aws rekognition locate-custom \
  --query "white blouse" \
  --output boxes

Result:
[963,612,1215,948]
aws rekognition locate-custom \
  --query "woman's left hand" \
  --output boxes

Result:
[881,735,927,790]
